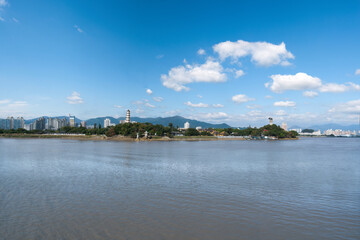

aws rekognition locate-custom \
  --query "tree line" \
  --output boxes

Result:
[0,122,298,139]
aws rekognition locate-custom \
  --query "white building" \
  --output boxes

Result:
[196,126,202,131]
[104,118,111,128]
[281,122,287,131]
[268,117,273,125]
[184,121,190,129]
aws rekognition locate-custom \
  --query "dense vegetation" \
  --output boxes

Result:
[0,122,298,139]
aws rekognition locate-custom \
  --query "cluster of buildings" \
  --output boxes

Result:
[288,128,359,137]
[0,117,25,130]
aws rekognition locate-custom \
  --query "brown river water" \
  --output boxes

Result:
[0,137,359,239]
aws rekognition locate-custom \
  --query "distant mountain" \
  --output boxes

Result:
[86,115,231,129]
[86,116,119,126]
[289,123,360,132]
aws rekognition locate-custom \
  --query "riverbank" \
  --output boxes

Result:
[0,134,298,141]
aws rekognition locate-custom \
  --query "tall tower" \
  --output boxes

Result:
[268,117,273,125]
[125,110,131,123]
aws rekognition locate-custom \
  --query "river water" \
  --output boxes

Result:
[0,137,359,239]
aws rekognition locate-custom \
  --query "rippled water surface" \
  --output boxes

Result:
[1,137,359,239]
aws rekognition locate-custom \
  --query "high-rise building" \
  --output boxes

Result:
[0,119,6,129]
[7,117,14,129]
[104,118,111,128]
[69,116,75,127]
[281,122,287,131]
[81,121,87,128]
[125,110,130,123]
[184,121,190,129]
[34,117,46,130]
[47,117,59,130]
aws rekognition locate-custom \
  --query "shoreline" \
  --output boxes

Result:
[0,134,298,141]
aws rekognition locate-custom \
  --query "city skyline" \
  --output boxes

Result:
[1,0,360,127]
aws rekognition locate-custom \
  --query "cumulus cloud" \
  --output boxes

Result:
[329,99,360,114]
[235,69,245,78]
[161,59,227,91]
[146,89,153,95]
[74,25,83,33]
[355,69,360,75]
[273,101,296,107]
[232,94,255,104]
[153,96,163,102]
[266,72,322,93]
[197,48,206,55]
[67,91,84,104]
[303,91,318,98]
[213,40,294,66]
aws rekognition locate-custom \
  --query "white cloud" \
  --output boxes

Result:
[161,59,227,91]
[273,101,296,107]
[355,69,360,75]
[265,95,273,99]
[146,88,153,95]
[303,91,318,98]
[145,102,155,108]
[0,99,11,104]
[0,0,8,7]
[267,72,322,93]
[185,101,224,108]
[329,99,360,114]
[185,101,209,108]
[212,103,224,108]
[0,100,29,118]
[232,94,255,104]
[197,94,203,98]
[0,16,4,22]
[213,40,294,66]
[348,82,360,90]
[235,69,245,78]
[198,112,229,120]
[197,48,206,55]
[74,25,83,33]
[12,17,19,23]
[156,54,164,59]
[275,110,287,116]
[114,105,123,109]
[67,91,84,104]
[153,96,163,102]
[319,82,360,93]
[319,83,349,93]
[246,104,262,109]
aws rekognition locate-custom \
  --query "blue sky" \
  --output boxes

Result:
[0,0,359,126]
